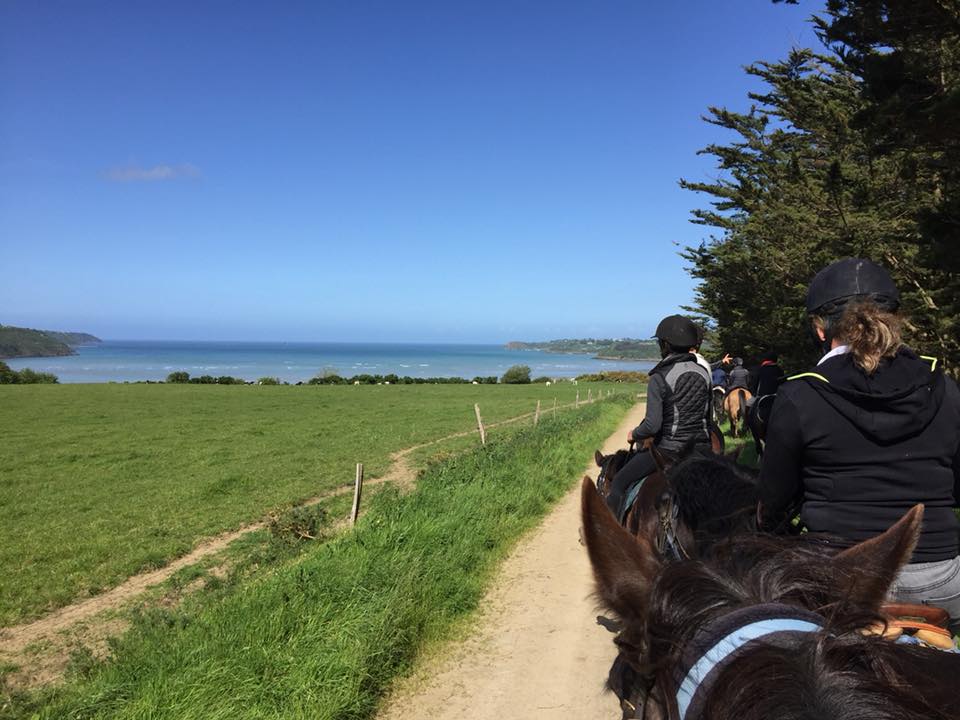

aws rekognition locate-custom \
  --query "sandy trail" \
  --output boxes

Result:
[381,402,645,720]
[0,395,608,689]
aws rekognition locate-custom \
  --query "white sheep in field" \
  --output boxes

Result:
[545,381,551,386]
[354,380,361,385]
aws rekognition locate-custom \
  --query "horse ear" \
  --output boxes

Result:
[831,504,923,610]
[580,476,660,623]
[595,450,605,467]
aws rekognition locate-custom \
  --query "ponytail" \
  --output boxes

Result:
[832,301,903,374]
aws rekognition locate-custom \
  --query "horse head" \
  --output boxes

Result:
[581,486,959,719]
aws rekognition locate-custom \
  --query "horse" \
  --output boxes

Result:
[593,444,757,556]
[711,386,726,425]
[580,487,960,720]
[723,387,752,438]
[746,393,776,457]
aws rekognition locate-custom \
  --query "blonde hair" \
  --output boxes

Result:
[815,301,903,375]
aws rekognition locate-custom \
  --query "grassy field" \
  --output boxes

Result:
[4,398,630,719]
[0,381,636,626]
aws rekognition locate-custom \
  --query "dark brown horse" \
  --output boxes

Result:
[593,445,757,558]
[581,488,960,720]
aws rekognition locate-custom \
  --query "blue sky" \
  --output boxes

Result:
[0,1,822,342]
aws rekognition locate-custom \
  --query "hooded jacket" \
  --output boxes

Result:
[759,348,960,562]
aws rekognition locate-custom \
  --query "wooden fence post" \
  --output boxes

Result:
[474,403,486,445]
[553,397,557,416]
[587,389,592,403]
[350,463,364,525]
[534,399,541,426]
[575,391,580,408]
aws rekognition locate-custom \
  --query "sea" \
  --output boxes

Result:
[4,341,656,384]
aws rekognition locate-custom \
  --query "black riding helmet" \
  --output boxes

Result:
[654,315,699,350]
[806,258,900,353]
[806,258,900,316]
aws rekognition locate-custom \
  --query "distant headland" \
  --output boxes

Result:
[505,338,660,361]
[0,325,102,359]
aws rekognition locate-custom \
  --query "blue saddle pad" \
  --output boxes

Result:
[619,476,648,524]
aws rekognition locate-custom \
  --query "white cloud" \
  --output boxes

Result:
[103,163,201,182]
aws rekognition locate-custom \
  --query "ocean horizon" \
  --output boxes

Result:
[4,340,656,384]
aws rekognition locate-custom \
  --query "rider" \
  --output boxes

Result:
[758,258,960,632]
[725,357,750,392]
[605,314,711,516]
[750,350,785,398]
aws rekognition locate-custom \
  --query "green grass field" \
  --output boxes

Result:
[0,381,635,626]
[4,397,630,720]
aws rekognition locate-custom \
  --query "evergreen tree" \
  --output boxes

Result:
[683,3,959,373]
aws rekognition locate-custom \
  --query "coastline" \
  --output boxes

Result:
[3,340,657,384]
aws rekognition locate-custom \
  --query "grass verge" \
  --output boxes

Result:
[4,397,631,719]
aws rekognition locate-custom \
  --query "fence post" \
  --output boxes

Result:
[587,389,592,403]
[534,399,541,426]
[553,397,557,416]
[575,391,580,408]
[350,463,364,525]
[474,403,486,445]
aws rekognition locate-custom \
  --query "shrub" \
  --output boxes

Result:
[11,367,58,384]
[166,371,190,384]
[257,377,280,385]
[501,365,531,384]
[472,376,498,385]
[0,361,17,384]
[575,371,648,383]
[531,376,552,384]
[268,505,329,544]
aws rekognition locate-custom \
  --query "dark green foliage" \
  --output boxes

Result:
[531,376,553,384]
[165,371,190,384]
[575,371,649,383]
[500,365,531,384]
[0,325,99,359]
[472,376,499,384]
[683,3,960,374]
[0,362,58,384]
[256,377,281,385]
[507,338,660,360]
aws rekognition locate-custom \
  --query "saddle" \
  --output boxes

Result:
[867,603,958,651]
[618,476,648,525]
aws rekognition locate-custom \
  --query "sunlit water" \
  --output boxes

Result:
[5,341,655,384]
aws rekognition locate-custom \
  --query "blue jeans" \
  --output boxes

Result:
[891,555,960,636]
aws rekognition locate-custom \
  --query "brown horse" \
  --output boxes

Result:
[581,488,960,720]
[723,387,752,438]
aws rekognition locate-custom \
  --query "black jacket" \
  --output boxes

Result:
[726,366,751,391]
[759,348,960,562]
[751,362,785,398]
[632,353,711,453]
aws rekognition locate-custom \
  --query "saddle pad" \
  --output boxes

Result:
[619,476,647,525]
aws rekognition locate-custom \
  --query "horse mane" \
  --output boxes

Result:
[665,454,757,537]
[641,533,960,719]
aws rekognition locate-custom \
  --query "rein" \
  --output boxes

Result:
[655,493,690,561]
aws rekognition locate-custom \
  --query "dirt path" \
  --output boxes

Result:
[381,402,645,720]
[0,395,612,689]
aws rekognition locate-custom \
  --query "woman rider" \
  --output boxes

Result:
[605,315,712,517]
[759,258,960,632]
